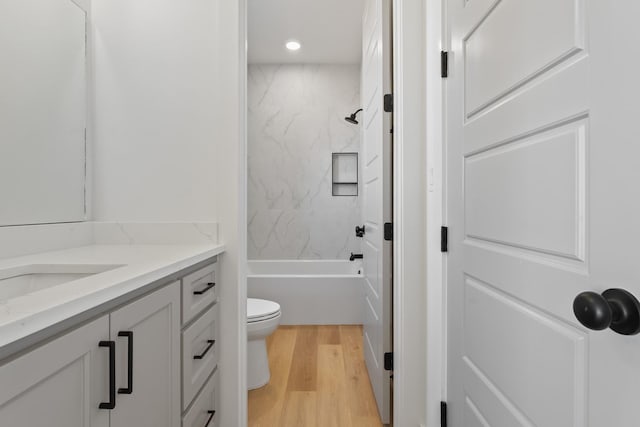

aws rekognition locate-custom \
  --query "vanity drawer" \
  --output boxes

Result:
[182,304,218,410]
[183,370,217,427]
[182,262,217,325]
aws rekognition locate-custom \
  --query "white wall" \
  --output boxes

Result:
[92,1,246,425]
[92,0,219,222]
[247,64,361,260]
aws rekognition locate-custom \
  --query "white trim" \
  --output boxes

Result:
[392,0,405,419]
[217,0,248,425]
[392,0,428,425]
[84,0,93,222]
[238,0,248,423]
[237,1,431,425]
[425,0,446,425]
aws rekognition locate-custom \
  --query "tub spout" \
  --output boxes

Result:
[350,253,363,261]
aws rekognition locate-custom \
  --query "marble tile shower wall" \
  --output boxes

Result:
[248,64,361,260]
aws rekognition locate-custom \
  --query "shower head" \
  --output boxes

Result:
[345,108,363,125]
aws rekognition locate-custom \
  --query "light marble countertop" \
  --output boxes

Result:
[0,244,225,359]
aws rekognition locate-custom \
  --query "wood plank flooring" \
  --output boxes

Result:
[248,325,383,427]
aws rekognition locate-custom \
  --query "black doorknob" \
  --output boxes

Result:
[573,288,640,335]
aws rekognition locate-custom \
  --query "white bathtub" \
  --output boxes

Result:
[247,260,364,325]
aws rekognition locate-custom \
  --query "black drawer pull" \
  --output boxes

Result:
[193,339,215,360]
[193,282,215,296]
[204,410,216,427]
[99,340,116,410]
[117,331,133,394]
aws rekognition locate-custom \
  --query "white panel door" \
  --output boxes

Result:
[446,1,640,426]
[361,0,392,423]
[110,282,181,427]
[0,316,109,427]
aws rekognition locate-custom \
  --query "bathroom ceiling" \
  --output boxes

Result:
[248,0,365,64]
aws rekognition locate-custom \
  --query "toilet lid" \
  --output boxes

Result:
[247,298,281,322]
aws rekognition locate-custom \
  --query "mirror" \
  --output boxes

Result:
[0,0,87,226]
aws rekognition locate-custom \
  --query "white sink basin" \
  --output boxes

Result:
[0,264,125,301]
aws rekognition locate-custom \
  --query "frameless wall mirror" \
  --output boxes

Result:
[0,0,87,226]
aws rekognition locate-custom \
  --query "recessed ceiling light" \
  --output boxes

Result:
[286,41,301,51]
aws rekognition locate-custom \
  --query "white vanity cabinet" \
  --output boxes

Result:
[109,282,181,427]
[182,370,218,427]
[0,283,180,427]
[0,257,220,427]
[182,263,217,325]
[181,262,219,426]
[0,316,110,427]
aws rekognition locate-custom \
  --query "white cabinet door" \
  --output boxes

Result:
[361,0,393,423]
[182,370,217,427]
[182,304,218,410]
[182,262,217,325]
[109,281,181,427]
[446,1,640,426]
[0,316,110,427]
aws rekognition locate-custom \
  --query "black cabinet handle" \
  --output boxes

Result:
[204,410,216,427]
[117,331,133,394]
[99,340,116,410]
[193,339,215,360]
[193,282,215,296]
[349,253,363,261]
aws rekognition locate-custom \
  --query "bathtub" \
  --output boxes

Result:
[247,260,364,325]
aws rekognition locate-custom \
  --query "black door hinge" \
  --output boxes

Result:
[441,51,449,78]
[384,352,393,371]
[384,222,393,241]
[384,94,393,112]
[441,401,448,427]
[441,226,448,252]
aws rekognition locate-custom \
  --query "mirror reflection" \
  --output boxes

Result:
[0,0,87,226]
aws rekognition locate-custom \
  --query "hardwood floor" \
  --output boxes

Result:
[248,325,383,427]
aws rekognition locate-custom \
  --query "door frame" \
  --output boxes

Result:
[391,0,430,425]
[216,1,248,426]
[232,1,433,425]
[424,0,446,426]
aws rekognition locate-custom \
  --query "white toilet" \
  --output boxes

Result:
[247,298,281,390]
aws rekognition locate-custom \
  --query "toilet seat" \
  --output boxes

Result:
[248,298,281,323]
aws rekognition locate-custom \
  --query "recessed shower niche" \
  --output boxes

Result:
[332,152,359,196]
